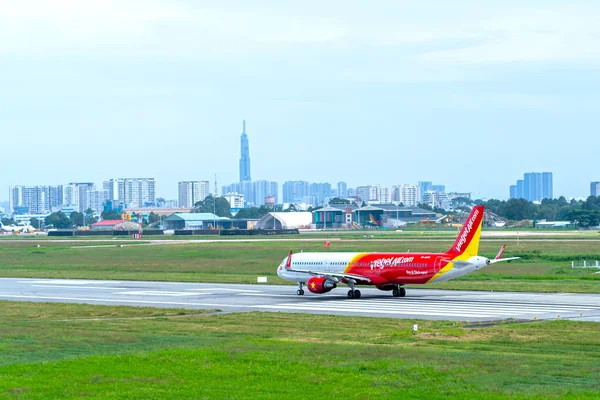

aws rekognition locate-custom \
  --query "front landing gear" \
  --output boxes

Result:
[297,282,305,295]
[392,286,406,297]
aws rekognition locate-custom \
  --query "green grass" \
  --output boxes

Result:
[0,301,598,399]
[1,238,600,292]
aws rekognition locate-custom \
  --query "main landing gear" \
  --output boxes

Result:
[392,285,406,298]
[297,282,305,296]
[346,279,361,299]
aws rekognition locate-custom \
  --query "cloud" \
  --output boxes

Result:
[416,5,600,64]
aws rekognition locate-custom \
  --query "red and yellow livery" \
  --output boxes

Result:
[277,206,518,299]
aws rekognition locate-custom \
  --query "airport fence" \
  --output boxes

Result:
[571,260,600,268]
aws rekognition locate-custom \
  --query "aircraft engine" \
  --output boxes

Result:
[307,276,337,294]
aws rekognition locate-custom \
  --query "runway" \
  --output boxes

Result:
[1,278,600,322]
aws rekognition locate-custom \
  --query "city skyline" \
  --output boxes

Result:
[1,2,599,200]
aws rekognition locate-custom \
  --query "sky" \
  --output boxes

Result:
[1,0,599,201]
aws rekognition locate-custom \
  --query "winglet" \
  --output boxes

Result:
[286,250,292,269]
[495,244,507,260]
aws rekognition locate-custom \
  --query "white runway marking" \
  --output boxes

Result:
[253,298,600,319]
[118,291,204,297]
[237,293,300,297]
[32,285,128,290]
[186,288,262,293]
[19,280,119,285]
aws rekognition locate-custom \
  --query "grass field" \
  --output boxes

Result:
[1,237,599,293]
[0,301,598,399]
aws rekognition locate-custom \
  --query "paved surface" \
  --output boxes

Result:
[1,278,600,322]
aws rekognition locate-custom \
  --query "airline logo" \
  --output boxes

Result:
[454,208,480,253]
[370,256,415,270]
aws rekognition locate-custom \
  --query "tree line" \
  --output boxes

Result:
[472,196,600,228]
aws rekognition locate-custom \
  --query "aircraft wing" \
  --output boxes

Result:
[285,267,371,283]
[489,257,520,264]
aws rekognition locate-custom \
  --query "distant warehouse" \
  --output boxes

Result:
[163,213,232,230]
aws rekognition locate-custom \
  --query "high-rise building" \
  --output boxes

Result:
[356,184,390,204]
[222,181,255,206]
[337,182,347,198]
[418,181,432,198]
[103,178,156,208]
[178,181,210,208]
[591,182,600,197]
[253,180,278,205]
[88,190,108,213]
[309,182,332,206]
[378,186,391,203]
[542,172,553,200]
[239,120,251,182]
[516,180,524,199]
[223,192,245,209]
[392,184,420,206]
[283,181,310,203]
[422,190,450,210]
[510,173,553,202]
[8,185,64,214]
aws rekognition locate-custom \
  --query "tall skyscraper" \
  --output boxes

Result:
[178,181,210,208]
[239,120,251,182]
[510,173,553,202]
[591,182,600,197]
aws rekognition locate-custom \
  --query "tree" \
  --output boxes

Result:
[101,209,122,221]
[148,212,161,225]
[418,203,433,211]
[1,218,15,225]
[45,212,72,229]
[284,203,298,212]
[70,212,84,227]
[329,197,351,204]
[234,206,271,219]
[191,195,233,218]
[30,218,43,230]
[85,208,98,225]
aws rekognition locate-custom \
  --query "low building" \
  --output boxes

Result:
[312,206,348,229]
[255,212,312,230]
[535,221,573,228]
[91,220,132,231]
[163,213,232,230]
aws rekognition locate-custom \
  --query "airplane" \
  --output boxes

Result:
[277,205,519,299]
[0,221,36,233]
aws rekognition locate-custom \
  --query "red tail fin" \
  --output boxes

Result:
[286,250,292,268]
[447,206,484,256]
